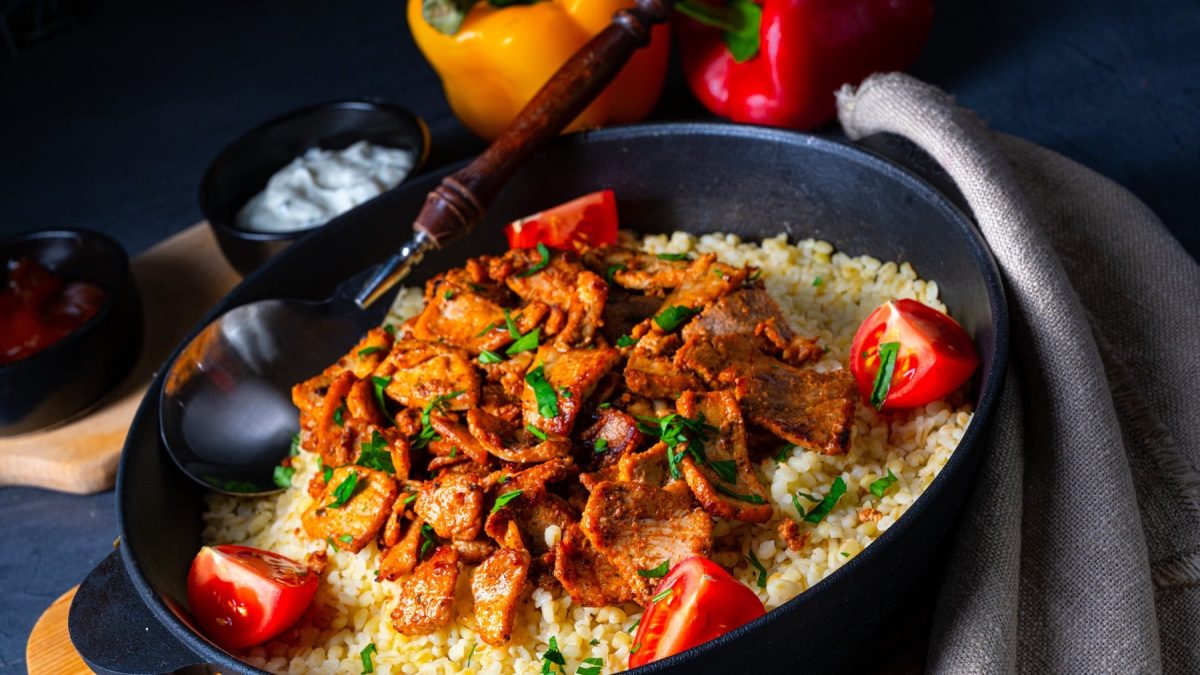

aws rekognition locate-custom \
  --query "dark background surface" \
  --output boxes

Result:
[1,0,1197,672]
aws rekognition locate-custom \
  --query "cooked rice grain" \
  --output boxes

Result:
[202,233,972,674]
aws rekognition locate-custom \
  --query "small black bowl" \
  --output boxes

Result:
[200,99,431,276]
[0,229,143,436]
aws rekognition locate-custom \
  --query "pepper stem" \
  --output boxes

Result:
[675,0,762,63]
[675,0,744,33]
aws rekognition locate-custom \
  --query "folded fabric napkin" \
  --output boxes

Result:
[836,73,1200,674]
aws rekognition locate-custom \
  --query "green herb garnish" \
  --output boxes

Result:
[358,345,384,357]
[578,656,604,675]
[289,433,301,456]
[656,252,691,261]
[476,321,497,338]
[371,375,392,425]
[637,560,670,578]
[605,263,626,283]
[327,536,339,552]
[449,446,457,458]
[403,493,418,505]
[521,242,552,278]
[503,309,521,339]
[360,642,377,674]
[465,641,476,668]
[541,636,566,675]
[479,349,503,364]
[326,472,360,509]
[802,476,847,524]
[715,484,766,504]
[273,465,295,489]
[869,341,901,409]
[594,438,609,454]
[333,404,346,427]
[339,533,353,544]
[525,424,548,441]
[506,327,540,355]
[420,523,437,558]
[443,289,455,300]
[627,617,641,632]
[653,305,699,332]
[492,489,523,513]
[651,586,674,604]
[411,390,463,449]
[204,476,259,493]
[597,401,612,409]
[747,550,768,589]
[322,462,333,483]
[812,276,823,287]
[709,459,738,484]
[773,442,796,463]
[383,324,395,336]
[589,639,599,646]
[525,364,559,419]
[869,468,899,498]
[616,334,637,348]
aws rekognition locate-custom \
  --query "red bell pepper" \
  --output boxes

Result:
[674,0,934,130]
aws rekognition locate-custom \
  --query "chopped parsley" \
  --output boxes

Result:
[327,536,339,552]
[641,413,716,479]
[289,433,301,456]
[747,269,763,283]
[656,252,691,261]
[411,390,463,449]
[715,484,766,504]
[475,321,497,338]
[478,349,503,364]
[812,276,823,287]
[420,523,437,558]
[204,476,259,493]
[339,533,353,544]
[506,327,540,355]
[443,289,455,300]
[449,446,457,458]
[651,586,674,604]
[541,636,566,675]
[321,462,333,483]
[773,442,797,463]
[841,552,851,558]
[326,472,360,509]
[521,242,552,278]
[383,324,395,336]
[709,459,738,484]
[403,493,418,505]
[578,657,604,675]
[525,364,559,419]
[492,489,523,513]
[869,468,899,497]
[802,476,847,524]
[627,616,641,633]
[653,305,699,332]
[358,345,385,357]
[503,309,521,339]
[465,641,476,668]
[273,464,295,489]
[615,334,637,347]
[593,438,609,454]
[333,404,346,427]
[360,642,377,674]
[357,430,395,474]
[371,376,393,425]
[597,401,612,409]
[604,263,626,282]
[525,424,548,440]
[637,560,670,578]
[869,341,901,409]
[589,639,600,646]
[747,550,768,589]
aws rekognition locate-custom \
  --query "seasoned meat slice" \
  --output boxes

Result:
[410,273,511,354]
[582,246,692,292]
[624,332,704,400]
[676,332,856,455]
[600,287,663,345]
[652,254,747,326]
[579,408,646,468]
[471,547,532,646]
[391,545,460,635]
[378,516,425,581]
[468,408,572,464]
[616,442,671,488]
[504,249,608,346]
[301,466,399,553]
[345,327,393,378]
[429,414,491,465]
[485,490,577,562]
[379,339,479,411]
[553,523,638,606]
[522,344,622,436]
[676,390,773,523]
[580,480,712,605]
[732,365,857,455]
[452,539,498,564]
[414,472,485,541]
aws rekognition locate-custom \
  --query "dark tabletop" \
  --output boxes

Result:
[1,0,1197,672]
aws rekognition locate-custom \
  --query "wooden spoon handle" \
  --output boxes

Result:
[412,0,677,246]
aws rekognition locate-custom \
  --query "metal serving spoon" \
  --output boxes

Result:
[159,0,677,495]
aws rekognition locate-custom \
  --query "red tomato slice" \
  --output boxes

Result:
[849,299,979,410]
[503,189,618,251]
[187,544,318,651]
[629,556,765,668]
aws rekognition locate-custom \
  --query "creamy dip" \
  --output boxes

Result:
[236,141,415,233]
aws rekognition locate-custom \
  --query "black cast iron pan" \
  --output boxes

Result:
[70,123,1008,674]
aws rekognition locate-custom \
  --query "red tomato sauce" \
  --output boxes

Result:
[1,257,106,365]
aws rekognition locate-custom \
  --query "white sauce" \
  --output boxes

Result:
[236,141,415,233]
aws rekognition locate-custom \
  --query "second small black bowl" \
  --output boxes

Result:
[0,229,143,436]
[200,99,431,276]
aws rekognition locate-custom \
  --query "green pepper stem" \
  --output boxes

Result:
[675,0,745,34]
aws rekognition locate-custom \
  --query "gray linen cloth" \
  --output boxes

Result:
[835,73,1200,674]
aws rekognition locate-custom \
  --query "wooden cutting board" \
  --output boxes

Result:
[27,586,90,675]
[0,223,241,494]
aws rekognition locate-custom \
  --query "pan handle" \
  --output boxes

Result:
[69,551,209,675]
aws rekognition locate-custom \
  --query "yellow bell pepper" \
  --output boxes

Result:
[408,0,671,141]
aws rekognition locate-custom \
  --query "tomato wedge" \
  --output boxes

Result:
[849,299,979,410]
[629,557,765,667]
[503,189,618,251]
[187,544,318,650]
